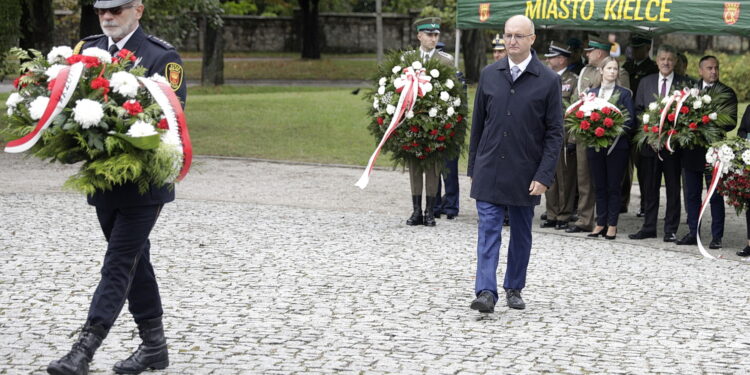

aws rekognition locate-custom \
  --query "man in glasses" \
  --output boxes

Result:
[469,15,562,312]
[47,1,185,374]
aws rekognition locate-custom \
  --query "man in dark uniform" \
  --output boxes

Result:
[676,56,737,247]
[622,34,658,217]
[491,34,507,62]
[47,1,186,374]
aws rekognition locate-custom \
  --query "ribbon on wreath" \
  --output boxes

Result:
[664,88,691,153]
[4,62,85,153]
[696,158,724,259]
[355,66,431,189]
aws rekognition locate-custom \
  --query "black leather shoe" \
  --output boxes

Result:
[434,212,442,219]
[565,225,586,233]
[737,246,750,257]
[663,233,677,242]
[113,317,169,375]
[445,213,456,220]
[540,213,548,221]
[636,209,646,217]
[628,231,657,240]
[540,219,557,228]
[48,322,108,375]
[470,291,495,313]
[709,238,722,249]
[675,233,697,245]
[505,289,526,310]
[555,221,567,230]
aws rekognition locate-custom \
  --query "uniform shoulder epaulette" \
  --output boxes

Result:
[146,35,175,50]
[438,50,453,59]
[82,33,105,41]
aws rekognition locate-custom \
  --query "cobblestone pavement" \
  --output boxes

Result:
[2,154,750,374]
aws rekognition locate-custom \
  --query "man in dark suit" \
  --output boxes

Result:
[468,15,562,312]
[47,1,185,374]
[676,56,737,247]
[629,44,692,242]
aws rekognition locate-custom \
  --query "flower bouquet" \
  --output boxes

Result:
[564,92,628,152]
[2,46,191,195]
[705,138,750,214]
[634,88,733,153]
[356,50,468,188]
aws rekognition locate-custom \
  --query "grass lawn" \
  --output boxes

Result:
[183,59,378,81]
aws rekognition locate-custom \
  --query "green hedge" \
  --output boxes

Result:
[684,52,750,102]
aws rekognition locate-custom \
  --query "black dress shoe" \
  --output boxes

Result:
[470,291,495,313]
[505,289,526,310]
[565,225,586,233]
[445,213,456,220]
[540,213,548,221]
[675,233,697,245]
[709,238,722,249]
[540,219,557,228]
[663,233,677,242]
[737,246,750,257]
[555,221,567,230]
[636,209,645,217]
[628,231,656,240]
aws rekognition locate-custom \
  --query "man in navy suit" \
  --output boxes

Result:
[468,15,562,312]
[629,44,692,243]
[676,56,737,247]
[47,1,185,374]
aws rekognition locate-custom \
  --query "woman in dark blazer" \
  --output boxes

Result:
[586,56,635,240]
[737,105,750,256]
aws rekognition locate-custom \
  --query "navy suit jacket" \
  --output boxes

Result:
[78,26,186,209]
[587,85,635,150]
[634,72,693,157]
[681,81,738,171]
[468,50,563,206]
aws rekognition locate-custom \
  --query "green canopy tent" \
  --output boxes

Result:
[452,0,749,66]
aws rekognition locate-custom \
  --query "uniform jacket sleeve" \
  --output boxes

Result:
[154,50,187,108]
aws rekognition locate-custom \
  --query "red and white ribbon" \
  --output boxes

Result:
[4,62,84,153]
[664,88,691,153]
[696,159,723,259]
[355,66,430,189]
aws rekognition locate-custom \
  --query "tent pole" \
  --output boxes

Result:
[455,29,461,69]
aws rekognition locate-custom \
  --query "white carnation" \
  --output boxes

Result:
[44,64,66,82]
[689,88,700,97]
[648,102,658,111]
[742,150,750,166]
[709,112,718,120]
[392,65,402,74]
[5,93,23,108]
[386,104,396,115]
[411,61,422,70]
[422,82,433,93]
[447,107,455,116]
[453,98,461,107]
[81,47,112,64]
[693,100,702,109]
[428,108,438,117]
[46,46,73,64]
[705,148,717,164]
[149,73,169,85]
[445,79,455,89]
[110,71,140,98]
[642,114,650,124]
[379,77,386,86]
[702,94,712,104]
[394,77,404,89]
[405,110,414,119]
[73,98,104,128]
[377,86,385,95]
[440,91,450,101]
[373,98,379,109]
[6,108,12,116]
[430,69,440,78]
[127,120,158,137]
[718,145,735,165]
[29,96,50,120]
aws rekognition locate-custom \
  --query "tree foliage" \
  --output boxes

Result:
[0,1,22,79]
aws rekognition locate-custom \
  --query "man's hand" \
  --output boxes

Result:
[529,180,547,195]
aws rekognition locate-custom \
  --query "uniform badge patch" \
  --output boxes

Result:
[165,63,183,91]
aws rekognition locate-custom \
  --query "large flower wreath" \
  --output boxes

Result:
[705,138,750,214]
[2,46,191,195]
[356,50,468,188]
[633,88,733,153]
[564,92,629,152]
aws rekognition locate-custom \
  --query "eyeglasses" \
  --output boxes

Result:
[502,33,534,41]
[94,5,135,16]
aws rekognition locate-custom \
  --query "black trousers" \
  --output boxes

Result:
[683,169,725,239]
[588,147,629,227]
[87,204,164,329]
[639,152,682,235]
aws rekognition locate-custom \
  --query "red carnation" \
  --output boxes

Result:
[575,110,584,119]
[444,123,453,129]
[402,145,411,150]
[651,125,659,133]
[91,76,109,91]
[157,118,169,130]
[117,48,136,61]
[412,141,419,146]
[601,107,612,115]
[79,56,101,68]
[688,122,698,130]
[418,155,426,159]
[456,115,463,123]
[702,115,710,124]
[13,76,20,88]
[436,146,445,151]
[66,55,82,64]
[430,129,439,135]
[424,146,432,152]
[580,120,591,130]
[643,125,650,133]
[123,100,143,116]
[668,129,678,135]
[680,105,689,114]
[437,136,446,141]
[377,117,384,125]
[603,118,614,128]
[590,112,601,122]
[594,127,605,137]
[449,131,455,137]
[667,113,676,122]
[410,126,419,133]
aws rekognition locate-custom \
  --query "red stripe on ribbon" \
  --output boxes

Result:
[696,160,721,259]
[156,81,192,181]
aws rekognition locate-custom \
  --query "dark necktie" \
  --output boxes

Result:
[660,77,667,97]
[108,44,119,56]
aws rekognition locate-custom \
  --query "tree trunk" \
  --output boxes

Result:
[79,1,101,39]
[19,0,55,52]
[299,0,321,59]
[460,29,487,84]
[201,16,224,86]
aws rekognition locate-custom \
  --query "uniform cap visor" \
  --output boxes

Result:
[93,0,135,9]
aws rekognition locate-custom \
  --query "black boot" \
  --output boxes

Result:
[113,317,169,374]
[423,196,436,226]
[406,195,423,225]
[47,322,108,375]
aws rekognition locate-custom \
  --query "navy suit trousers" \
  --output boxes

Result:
[683,169,725,239]
[88,204,164,329]
[475,201,534,301]
[434,158,460,215]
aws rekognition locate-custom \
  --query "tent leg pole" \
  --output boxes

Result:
[455,29,461,69]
